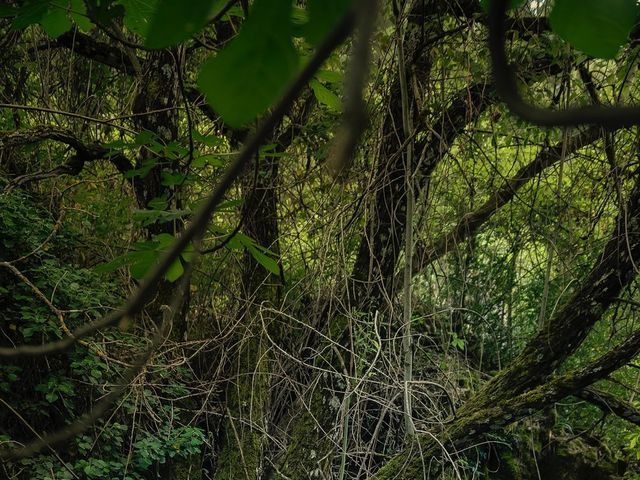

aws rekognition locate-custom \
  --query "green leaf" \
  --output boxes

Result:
[11,1,48,31]
[117,0,158,37]
[134,130,157,146]
[45,392,58,403]
[155,233,188,281]
[161,170,188,186]
[316,69,342,84]
[69,0,94,31]
[192,154,225,168]
[247,245,280,275]
[479,0,526,12]
[130,250,158,279]
[192,130,225,147]
[164,258,184,282]
[305,0,351,46]
[197,0,298,127]
[549,0,638,59]
[148,196,169,210]
[94,254,132,274]
[310,79,341,112]
[40,5,73,38]
[146,0,218,48]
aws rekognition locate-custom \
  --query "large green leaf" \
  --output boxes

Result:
[305,0,351,46]
[310,79,341,112]
[69,0,94,32]
[197,0,298,127]
[117,0,157,37]
[246,245,280,275]
[145,0,219,48]
[549,0,638,59]
[40,5,72,38]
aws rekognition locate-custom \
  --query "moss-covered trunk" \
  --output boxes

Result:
[372,177,640,478]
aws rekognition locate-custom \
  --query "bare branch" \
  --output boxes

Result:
[488,0,640,127]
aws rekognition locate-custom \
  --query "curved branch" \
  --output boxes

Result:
[54,30,139,76]
[2,126,133,189]
[489,0,640,128]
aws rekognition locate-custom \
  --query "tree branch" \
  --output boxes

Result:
[408,126,602,278]
[373,326,640,479]
[488,0,640,127]
[53,30,139,76]
[576,387,640,427]
[1,126,133,189]
[0,8,356,358]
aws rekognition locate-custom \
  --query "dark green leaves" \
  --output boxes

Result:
[145,0,218,49]
[8,0,93,37]
[197,0,298,127]
[40,4,72,38]
[549,0,638,59]
[305,0,351,46]
[117,0,157,37]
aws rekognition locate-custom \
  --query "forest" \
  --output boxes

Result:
[3,0,640,478]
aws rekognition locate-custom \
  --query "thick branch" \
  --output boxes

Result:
[54,30,138,76]
[461,176,640,414]
[576,387,640,427]
[373,327,640,479]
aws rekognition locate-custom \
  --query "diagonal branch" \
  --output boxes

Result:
[408,126,602,277]
[576,386,640,427]
[373,326,640,479]
[461,175,640,414]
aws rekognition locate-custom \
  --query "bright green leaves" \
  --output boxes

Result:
[223,231,281,275]
[197,0,298,128]
[310,79,342,113]
[145,0,219,48]
[549,0,639,59]
[305,0,352,46]
[96,233,192,282]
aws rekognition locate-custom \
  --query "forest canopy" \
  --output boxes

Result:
[3,0,640,479]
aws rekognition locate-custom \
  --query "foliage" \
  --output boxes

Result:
[4,0,640,479]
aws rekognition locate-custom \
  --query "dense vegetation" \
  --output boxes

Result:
[3,0,640,478]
